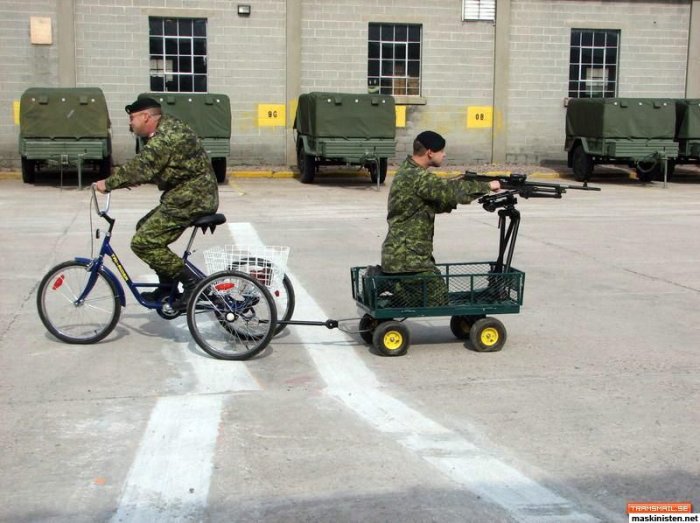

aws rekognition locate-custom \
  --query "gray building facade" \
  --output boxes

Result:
[1,0,698,169]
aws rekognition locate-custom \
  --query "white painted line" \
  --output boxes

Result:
[296,286,599,522]
[227,219,600,522]
[111,394,223,523]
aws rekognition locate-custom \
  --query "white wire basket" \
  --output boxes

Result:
[203,245,290,288]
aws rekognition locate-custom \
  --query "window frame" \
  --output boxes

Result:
[568,28,620,99]
[148,16,208,93]
[367,22,422,98]
[462,0,496,22]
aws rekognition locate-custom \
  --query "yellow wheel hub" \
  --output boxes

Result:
[383,330,404,350]
[480,327,500,346]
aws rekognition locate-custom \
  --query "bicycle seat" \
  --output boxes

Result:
[192,213,227,234]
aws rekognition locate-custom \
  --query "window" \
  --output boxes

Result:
[568,29,619,98]
[149,17,207,93]
[368,23,421,96]
[463,0,495,21]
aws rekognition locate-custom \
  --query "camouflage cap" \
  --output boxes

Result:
[125,97,161,114]
[416,130,446,152]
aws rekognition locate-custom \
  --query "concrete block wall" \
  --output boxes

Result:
[0,1,59,168]
[0,1,693,169]
[301,0,496,164]
[506,0,690,163]
[73,0,287,166]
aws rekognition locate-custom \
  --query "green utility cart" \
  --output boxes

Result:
[565,98,678,182]
[294,92,396,184]
[138,93,231,183]
[19,87,112,184]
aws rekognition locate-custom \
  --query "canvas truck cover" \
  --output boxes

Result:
[566,98,676,139]
[294,92,395,139]
[676,99,700,139]
[139,93,231,138]
[20,87,110,139]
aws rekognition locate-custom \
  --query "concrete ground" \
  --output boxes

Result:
[0,164,698,522]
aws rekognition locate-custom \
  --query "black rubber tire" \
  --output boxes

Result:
[635,161,660,183]
[187,270,277,360]
[449,315,483,340]
[21,157,36,184]
[37,260,121,344]
[359,314,379,345]
[369,158,388,184]
[299,148,316,184]
[270,275,295,335]
[572,145,593,182]
[469,317,507,353]
[373,320,410,357]
[212,158,227,183]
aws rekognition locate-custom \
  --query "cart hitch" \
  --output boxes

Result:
[278,319,339,329]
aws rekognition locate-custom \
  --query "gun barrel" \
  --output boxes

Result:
[463,171,601,191]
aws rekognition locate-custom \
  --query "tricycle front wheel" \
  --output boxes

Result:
[37,260,121,344]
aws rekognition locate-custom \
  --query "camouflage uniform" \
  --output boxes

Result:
[380,156,491,305]
[105,114,219,279]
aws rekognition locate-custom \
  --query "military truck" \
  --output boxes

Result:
[294,92,396,184]
[19,87,112,184]
[138,93,231,183]
[565,98,678,182]
[675,99,700,166]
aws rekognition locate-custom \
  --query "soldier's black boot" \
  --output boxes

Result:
[174,266,202,310]
[141,274,176,302]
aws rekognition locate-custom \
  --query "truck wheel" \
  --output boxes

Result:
[369,158,388,184]
[572,145,593,182]
[21,157,36,184]
[212,158,227,183]
[636,161,665,183]
[299,152,316,184]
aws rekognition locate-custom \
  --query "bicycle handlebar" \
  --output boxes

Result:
[91,183,111,217]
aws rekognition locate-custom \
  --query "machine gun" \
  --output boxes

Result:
[462,171,600,211]
[459,172,601,273]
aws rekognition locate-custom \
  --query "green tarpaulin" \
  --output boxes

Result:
[139,93,231,138]
[566,98,676,139]
[20,87,110,139]
[294,92,395,139]
[676,99,700,139]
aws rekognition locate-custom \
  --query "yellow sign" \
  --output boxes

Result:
[467,106,493,128]
[257,104,286,127]
[13,100,20,125]
[395,105,406,128]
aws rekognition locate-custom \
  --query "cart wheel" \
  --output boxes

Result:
[449,315,484,340]
[358,314,379,345]
[469,317,507,353]
[373,321,410,357]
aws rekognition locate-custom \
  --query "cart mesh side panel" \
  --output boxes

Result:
[352,262,525,318]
